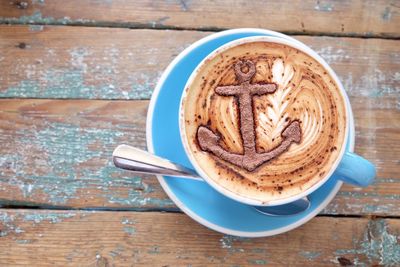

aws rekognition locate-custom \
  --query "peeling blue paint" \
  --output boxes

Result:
[251,248,267,253]
[0,11,95,26]
[0,120,174,207]
[0,213,28,238]
[0,213,16,237]
[335,219,400,266]
[148,245,160,254]
[337,191,400,200]
[13,122,121,203]
[16,239,33,244]
[0,212,76,238]
[23,212,76,223]
[378,178,399,183]
[65,249,80,262]
[106,193,174,207]
[220,235,250,253]
[326,190,400,215]
[14,227,25,234]
[120,217,136,235]
[314,1,333,12]
[109,245,125,259]
[178,0,190,11]
[29,25,44,32]
[123,226,136,235]
[32,0,45,5]
[299,251,321,260]
[248,259,268,265]
[0,8,180,31]
[90,0,113,5]
[0,44,158,99]
[344,70,400,100]
[382,7,392,21]
[121,218,135,225]
[362,204,394,214]
[311,45,400,102]
[156,16,170,25]
[1,69,154,100]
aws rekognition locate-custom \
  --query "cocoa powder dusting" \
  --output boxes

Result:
[197,60,302,172]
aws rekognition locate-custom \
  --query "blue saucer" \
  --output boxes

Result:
[147,29,355,237]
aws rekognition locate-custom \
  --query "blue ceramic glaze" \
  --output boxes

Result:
[146,29,373,237]
[336,152,376,187]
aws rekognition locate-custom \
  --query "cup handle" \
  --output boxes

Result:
[335,151,376,187]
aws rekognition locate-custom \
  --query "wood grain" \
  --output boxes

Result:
[0,99,399,216]
[0,26,399,102]
[0,2,399,265]
[0,99,173,209]
[0,209,399,266]
[0,25,207,99]
[0,0,399,38]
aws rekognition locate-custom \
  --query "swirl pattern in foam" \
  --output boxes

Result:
[182,41,347,203]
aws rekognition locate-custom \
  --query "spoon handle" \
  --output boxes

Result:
[112,144,310,216]
[112,145,202,180]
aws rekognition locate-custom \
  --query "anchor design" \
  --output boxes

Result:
[197,60,302,172]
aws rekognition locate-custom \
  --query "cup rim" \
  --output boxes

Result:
[179,35,349,207]
[146,28,352,237]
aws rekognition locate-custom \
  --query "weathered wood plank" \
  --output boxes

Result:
[0,26,207,99]
[0,0,399,38]
[0,26,399,101]
[0,99,399,216]
[0,99,174,209]
[0,209,399,266]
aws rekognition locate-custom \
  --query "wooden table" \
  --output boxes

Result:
[0,1,399,266]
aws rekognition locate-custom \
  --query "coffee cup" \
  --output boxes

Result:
[179,36,376,207]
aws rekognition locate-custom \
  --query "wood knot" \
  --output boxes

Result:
[16,42,27,49]
[14,1,29,9]
[337,257,353,266]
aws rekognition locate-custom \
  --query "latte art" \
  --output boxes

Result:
[197,60,302,172]
[182,41,347,202]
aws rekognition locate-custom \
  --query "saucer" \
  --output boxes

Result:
[146,29,355,237]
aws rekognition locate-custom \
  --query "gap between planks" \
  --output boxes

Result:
[1,22,400,40]
[0,0,399,39]
[1,204,400,220]
[0,209,399,266]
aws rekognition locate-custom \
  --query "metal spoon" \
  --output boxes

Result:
[112,144,310,216]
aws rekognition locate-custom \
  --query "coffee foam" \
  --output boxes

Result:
[182,41,347,203]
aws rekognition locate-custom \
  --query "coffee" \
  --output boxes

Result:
[181,40,347,203]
